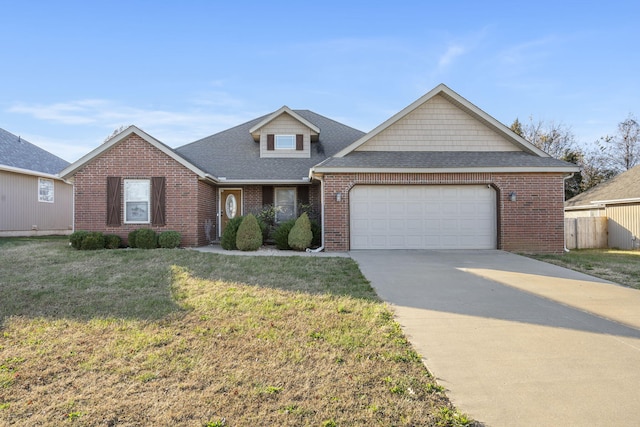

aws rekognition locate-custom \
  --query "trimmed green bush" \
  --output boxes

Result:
[81,232,106,250]
[69,230,89,250]
[288,212,313,251]
[220,216,244,250]
[236,214,263,251]
[104,234,122,249]
[273,219,296,250]
[158,231,181,248]
[135,229,158,249]
[128,229,140,248]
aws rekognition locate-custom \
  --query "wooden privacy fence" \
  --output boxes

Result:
[565,217,608,249]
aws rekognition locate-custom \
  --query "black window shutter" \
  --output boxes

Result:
[298,186,309,205]
[296,134,303,150]
[262,186,274,206]
[106,177,121,226]
[151,177,166,226]
[267,134,275,151]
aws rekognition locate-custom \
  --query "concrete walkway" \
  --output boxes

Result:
[349,250,640,427]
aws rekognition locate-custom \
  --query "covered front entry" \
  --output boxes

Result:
[219,188,242,237]
[349,185,497,249]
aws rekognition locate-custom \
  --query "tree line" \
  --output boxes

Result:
[510,114,640,200]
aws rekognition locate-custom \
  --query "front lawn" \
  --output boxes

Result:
[0,237,476,426]
[529,249,640,289]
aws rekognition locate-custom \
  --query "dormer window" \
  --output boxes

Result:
[275,135,295,149]
[266,134,304,151]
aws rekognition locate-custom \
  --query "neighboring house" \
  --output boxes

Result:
[565,165,640,249]
[60,84,579,252]
[0,128,73,236]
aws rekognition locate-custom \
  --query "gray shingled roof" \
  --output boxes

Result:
[0,128,70,174]
[316,151,578,169]
[176,110,365,181]
[566,165,640,207]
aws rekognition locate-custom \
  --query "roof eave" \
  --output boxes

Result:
[312,166,580,174]
[564,204,605,210]
[248,106,320,140]
[216,178,312,185]
[591,197,640,205]
[0,164,68,181]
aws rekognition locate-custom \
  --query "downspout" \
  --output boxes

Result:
[562,173,575,252]
[307,174,325,253]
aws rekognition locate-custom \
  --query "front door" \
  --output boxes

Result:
[220,189,242,237]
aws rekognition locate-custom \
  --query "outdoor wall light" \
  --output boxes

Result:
[336,192,342,202]
[509,191,517,202]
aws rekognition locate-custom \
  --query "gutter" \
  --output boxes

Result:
[215,178,311,185]
[311,166,581,174]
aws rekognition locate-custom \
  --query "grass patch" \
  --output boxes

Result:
[0,237,478,426]
[529,249,640,289]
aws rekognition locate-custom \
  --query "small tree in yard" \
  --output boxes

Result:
[236,214,263,251]
[288,212,313,251]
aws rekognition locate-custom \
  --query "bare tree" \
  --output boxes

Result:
[104,125,130,142]
[597,114,640,173]
[510,116,577,159]
[580,147,617,190]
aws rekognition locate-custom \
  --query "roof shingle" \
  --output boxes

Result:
[565,165,640,207]
[176,110,365,181]
[0,128,70,174]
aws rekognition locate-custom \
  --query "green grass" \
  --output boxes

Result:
[530,249,640,289]
[0,237,477,426]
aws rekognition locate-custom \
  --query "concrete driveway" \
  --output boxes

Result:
[349,250,640,427]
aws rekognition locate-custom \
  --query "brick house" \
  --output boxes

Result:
[60,84,579,252]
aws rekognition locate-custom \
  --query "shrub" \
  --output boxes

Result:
[69,230,89,250]
[81,232,106,250]
[273,219,296,250]
[310,219,321,248]
[104,234,122,249]
[288,212,313,251]
[128,229,140,248]
[135,229,158,249]
[220,216,244,250]
[236,214,263,251]
[256,204,279,241]
[158,231,181,248]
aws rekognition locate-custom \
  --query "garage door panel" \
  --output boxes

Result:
[350,185,496,250]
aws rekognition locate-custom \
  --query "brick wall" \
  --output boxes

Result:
[73,133,215,247]
[197,180,216,244]
[322,172,566,253]
[243,185,263,215]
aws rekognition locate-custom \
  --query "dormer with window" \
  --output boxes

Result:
[250,106,320,158]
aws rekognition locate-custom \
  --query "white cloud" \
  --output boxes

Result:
[438,44,467,69]
[6,97,263,162]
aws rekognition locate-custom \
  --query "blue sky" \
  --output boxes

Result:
[1,1,638,162]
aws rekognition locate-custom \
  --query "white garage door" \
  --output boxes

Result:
[350,185,497,250]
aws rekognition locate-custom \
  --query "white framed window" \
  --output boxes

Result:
[124,179,150,223]
[38,178,54,203]
[275,187,296,222]
[275,135,295,150]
